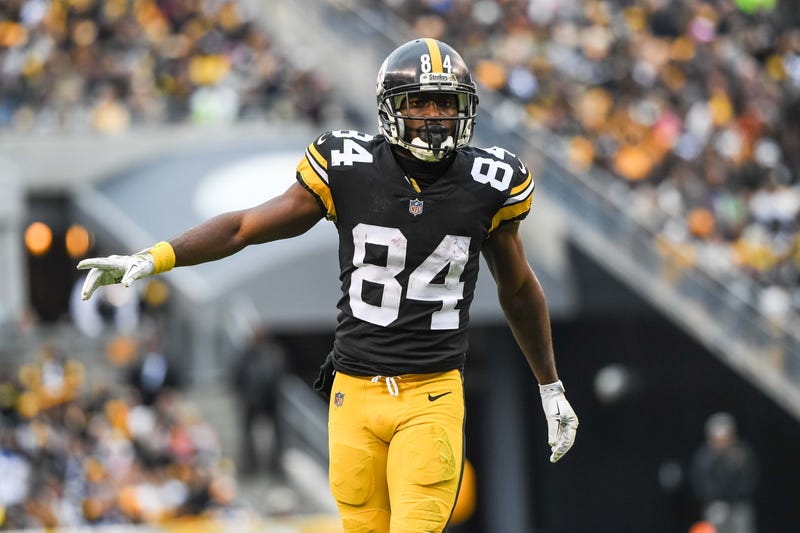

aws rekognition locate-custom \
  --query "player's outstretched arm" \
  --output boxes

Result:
[78,182,323,300]
[482,222,578,463]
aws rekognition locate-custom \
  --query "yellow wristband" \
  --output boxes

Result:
[149,241,176,274]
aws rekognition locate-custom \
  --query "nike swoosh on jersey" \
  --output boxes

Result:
[428,391,452,402]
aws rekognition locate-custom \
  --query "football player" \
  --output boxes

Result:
[78,38,578,532]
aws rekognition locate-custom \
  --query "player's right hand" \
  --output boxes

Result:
[77,252,154,301]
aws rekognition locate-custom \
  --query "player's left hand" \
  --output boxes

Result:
[77,251,154,301]
[539,380,578,463]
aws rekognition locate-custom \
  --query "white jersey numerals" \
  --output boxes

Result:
[471,157,513,191]
[407,234,469,329]
[330,130,374,167]
[349,223,471,330]
[470,146,520,191]
[332,139,373,167]
[350,224,406,327]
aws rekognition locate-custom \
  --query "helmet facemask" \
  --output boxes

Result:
[380,92,474,162]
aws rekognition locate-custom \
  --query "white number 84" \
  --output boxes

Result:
[349,223,471,330]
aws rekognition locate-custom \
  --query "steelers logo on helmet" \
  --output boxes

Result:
[377,38,479,162]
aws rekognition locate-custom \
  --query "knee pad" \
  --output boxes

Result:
[390,425,460,531]
[404,424,458,486]
[330,443,375,506]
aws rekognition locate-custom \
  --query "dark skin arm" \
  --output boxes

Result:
[481,221,559,385]
[171,182,324,267]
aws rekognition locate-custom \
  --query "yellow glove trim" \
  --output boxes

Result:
[149,241,176,274]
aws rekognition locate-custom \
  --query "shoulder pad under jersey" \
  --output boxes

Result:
[296,130,376,221]
[471,145,535,232]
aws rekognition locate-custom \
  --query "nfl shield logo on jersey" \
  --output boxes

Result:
[409,198,424,216]
[334,391,345,407]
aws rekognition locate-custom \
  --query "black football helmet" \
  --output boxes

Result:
[377,38,479,161]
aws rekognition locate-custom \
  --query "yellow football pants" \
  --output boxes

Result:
[327,369,465,533]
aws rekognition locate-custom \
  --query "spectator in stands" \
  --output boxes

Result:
[127,334,181,406]
[16,341,85,415]
[231,325,288,479]
[0,428,32,529]
[690,412,759,533]
[0,367,22,422]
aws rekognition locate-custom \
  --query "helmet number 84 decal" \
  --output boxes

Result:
[420,54,453,73]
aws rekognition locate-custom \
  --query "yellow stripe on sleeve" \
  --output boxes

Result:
[488,192,534,234]
[296,156,336,221]
[307,142,328,170]
[424,38,443,72]
[510,172,532,196]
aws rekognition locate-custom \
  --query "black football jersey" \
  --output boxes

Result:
[296,131,534,376]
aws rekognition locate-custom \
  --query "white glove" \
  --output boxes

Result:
[539,380,578,463]
[77,251,154,301]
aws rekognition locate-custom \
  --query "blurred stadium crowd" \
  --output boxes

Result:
[0,0,330,133]
[369,0,800,325]
[0,339,243,530]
